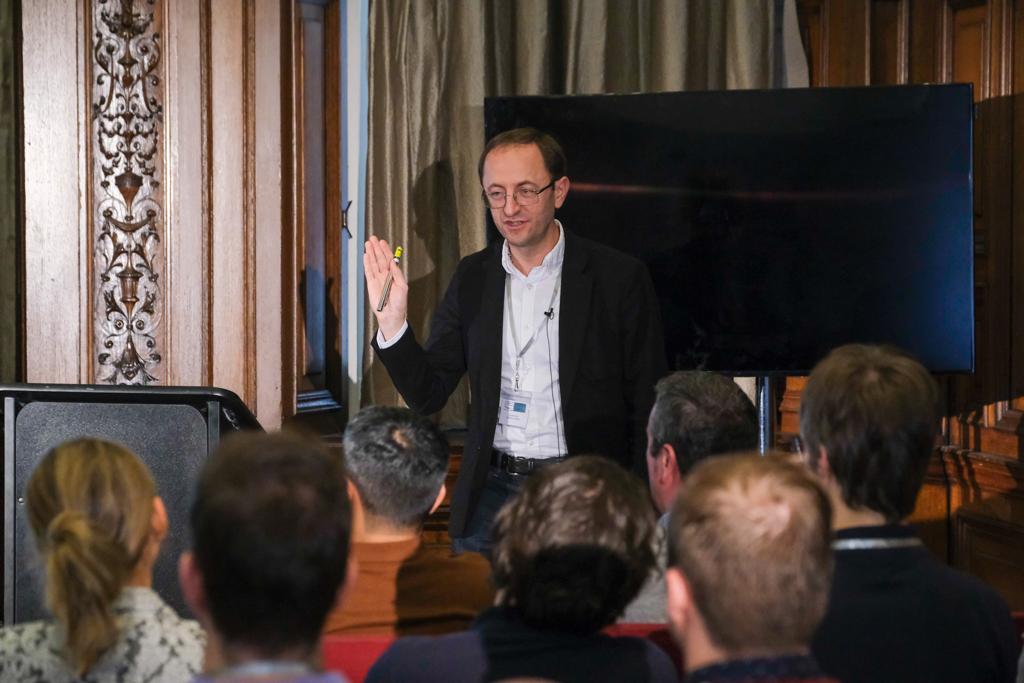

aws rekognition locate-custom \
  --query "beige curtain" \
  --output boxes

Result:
[363,0,808,424]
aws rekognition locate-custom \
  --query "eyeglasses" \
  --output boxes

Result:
[481,181,555,209]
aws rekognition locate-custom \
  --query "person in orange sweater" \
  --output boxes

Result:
[323,406,494,636]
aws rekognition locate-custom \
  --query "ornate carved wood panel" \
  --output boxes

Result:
[91,0,164,384]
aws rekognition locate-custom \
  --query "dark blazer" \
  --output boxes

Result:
[373,230,667,537]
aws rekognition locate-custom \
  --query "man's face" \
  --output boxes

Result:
[482,143,567,256]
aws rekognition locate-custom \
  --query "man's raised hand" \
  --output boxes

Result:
[363,235,409,341]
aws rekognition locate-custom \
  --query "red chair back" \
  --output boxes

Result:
[321,635,395,683]
[605,623,683,676]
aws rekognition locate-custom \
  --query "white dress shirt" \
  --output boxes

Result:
[376,223,568,459]
[492,222,567,459]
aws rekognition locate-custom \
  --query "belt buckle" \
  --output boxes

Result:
[508,456,532,476]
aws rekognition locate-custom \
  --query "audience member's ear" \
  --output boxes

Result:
[429,483,447,516]
[345,478,360,504]
[812,446,832,481]
[151,496,169,544]
[179,552,209,624]
[346,479,366,536]
[665,567,694,642]
[655,444,680,484]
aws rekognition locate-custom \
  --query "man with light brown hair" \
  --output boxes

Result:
[666,453,839,683]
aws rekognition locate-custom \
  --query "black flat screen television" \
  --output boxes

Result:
[485,85,974,375]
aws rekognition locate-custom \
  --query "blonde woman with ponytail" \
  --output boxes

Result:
[0,438,204,682]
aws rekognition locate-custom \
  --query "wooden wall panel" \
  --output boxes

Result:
[209,0,253,408]
[22,1,90,384]
[952,451,1024,608]
[253,0,285,430]
[951,4,990,99]
[165,0,209,387]
[826,0,870,84]
[20,0,289,428]
[913,451,952,561]
[909,0,944,81]
[957,511,1024,607]
[1013,6,1024,401]
[871,0,909,84]
[283,0,346,433]
[798,0,826,86]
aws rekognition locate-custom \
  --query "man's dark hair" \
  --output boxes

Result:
[800,344,940,522]
[342,406,449,528]
[491,456,657,634]
[648,371,758,475]
[190,431,352,657]
[478,127,567,182]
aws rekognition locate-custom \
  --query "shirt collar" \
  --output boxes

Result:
[834,523,917,541]
[112,586,164,614]
[684,654,829,683]
[501,220,565,280]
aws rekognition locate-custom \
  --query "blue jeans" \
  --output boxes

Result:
[451,468,524,559]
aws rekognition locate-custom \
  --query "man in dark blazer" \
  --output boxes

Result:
[364,128,666,552]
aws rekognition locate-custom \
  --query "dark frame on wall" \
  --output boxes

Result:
[0,0,22,384]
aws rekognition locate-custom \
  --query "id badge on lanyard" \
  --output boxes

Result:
[499,272,559,430]
[497,387,531,428]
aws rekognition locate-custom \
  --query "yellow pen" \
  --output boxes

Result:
[376,246,404,312]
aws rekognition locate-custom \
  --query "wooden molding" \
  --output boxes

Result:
[955,508,1024,608]
[951,448,1024,496]
[778,376,805,438]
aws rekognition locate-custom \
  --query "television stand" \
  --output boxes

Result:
[756,376,775,454]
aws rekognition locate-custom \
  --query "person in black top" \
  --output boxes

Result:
[366,456,679,683]
[801,344,1018,683]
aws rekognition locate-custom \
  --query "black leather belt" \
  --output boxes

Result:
[490,449,566,476]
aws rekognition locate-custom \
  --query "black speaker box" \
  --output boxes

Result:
[1,383,261,625]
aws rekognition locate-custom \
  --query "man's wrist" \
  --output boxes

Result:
[376,320,409,349]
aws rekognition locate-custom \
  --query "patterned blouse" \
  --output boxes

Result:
[0,586,205,683]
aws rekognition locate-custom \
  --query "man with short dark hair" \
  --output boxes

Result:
[802,344,1017,683]
[621,370,757,622]
[366,457,678,683]
[364,127,666,554]
[179,432,353,682]
[645,370,759,521]
[322,406,493,635]
[666,453,838,683]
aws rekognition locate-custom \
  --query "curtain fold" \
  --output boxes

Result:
[363,0,808,422]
